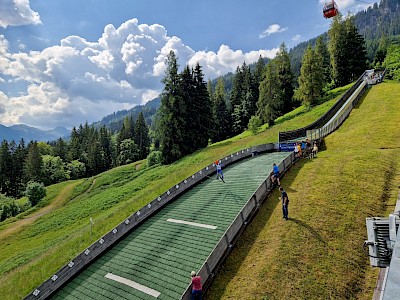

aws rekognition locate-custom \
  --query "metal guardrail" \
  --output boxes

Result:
[306,79,368,141]
[278,71,368,143]
[24,143,278,300]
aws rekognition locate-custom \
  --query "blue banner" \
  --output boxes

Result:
[279,143,297,152]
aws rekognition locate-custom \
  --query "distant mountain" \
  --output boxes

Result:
[92,97,161,133]
[0,124,70,143]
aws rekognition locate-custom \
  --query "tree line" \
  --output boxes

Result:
[0,112,150,219]
[155,15,370,164]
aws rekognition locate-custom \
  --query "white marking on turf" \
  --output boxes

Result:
[166,218,217,230]
[105,273,160,298]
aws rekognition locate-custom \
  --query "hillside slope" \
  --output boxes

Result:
[206,81,400,299]
[0,87,344,299]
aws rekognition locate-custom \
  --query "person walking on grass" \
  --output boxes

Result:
[191,271,203,300]
[279,187,289,220]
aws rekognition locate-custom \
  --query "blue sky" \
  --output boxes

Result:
[0,0,377,130]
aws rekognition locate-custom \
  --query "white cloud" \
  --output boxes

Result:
[0,18,279,129]
[259,24,288,39]
[0,0,41,28]
[292,34,301,42]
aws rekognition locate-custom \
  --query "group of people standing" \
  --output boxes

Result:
[294,138,318,159]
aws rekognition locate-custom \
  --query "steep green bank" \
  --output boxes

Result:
[206,81,400,299]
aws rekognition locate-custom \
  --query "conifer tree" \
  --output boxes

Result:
[99,125,113,170]
[315,36,331,86]
[344,16,368,81]
[9,139,27,197]
[328,15,349,87]
[212,78,231,141]
[158,51,186,164]
[24,141,42,183]
[0,140,12,194]
[257,60,281,125]
[230,66,244,134]
[192,62,213,149]
[134,112,150,159]
[53,138,68,162]
[295,45,324,107]
[275,43,294,114]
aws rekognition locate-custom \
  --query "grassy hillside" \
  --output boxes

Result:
[206,80,400,299]
[0,82,394,299]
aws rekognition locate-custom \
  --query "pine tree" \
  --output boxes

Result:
[24,141,42,183]
[212,78,231,141]
[192,62,213,149]
[68,127,81,161]
[315,36,331,86]
[295,45,324,107]
[344,16,368,81]
[9,139,27,197]
[99,126,113,170]
[275,43,294,114]
[134,112,150,159]
[230,66,244,134]
[53,138,68,162]
[0,140,12,194]
[328,14,349,87]
[257,60,281,125]
[241,62,256,129]
[158,51,186,164]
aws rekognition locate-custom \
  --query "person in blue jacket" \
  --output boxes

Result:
[271,163,280,187]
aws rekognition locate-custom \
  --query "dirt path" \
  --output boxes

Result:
[0,180,82,240]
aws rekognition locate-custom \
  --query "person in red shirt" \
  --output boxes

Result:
[191,271,203,300]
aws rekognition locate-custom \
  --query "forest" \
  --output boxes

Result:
[1,2,400,221]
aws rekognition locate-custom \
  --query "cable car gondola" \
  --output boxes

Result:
[323,0,339,18]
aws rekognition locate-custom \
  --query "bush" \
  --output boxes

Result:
[147,150,162,167]
[248,116,263,135]
[25,181,46,206]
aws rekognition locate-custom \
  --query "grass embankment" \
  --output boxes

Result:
[0,82,385,299]
[206,80,400,300]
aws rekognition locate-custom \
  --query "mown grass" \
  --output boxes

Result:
[0,82,393,299]
[205,81,400,300]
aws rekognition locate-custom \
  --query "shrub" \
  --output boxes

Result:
[248,116,263,135]
[25,181,46,206]
[147,151,162,167]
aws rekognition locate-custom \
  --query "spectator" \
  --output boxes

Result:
[279,187,289,220]
[191,271,203,300]
[312,141,318,158]
[294,143,300,158]
[271,163,281,187]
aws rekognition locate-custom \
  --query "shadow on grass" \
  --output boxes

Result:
[205,158,308,299]
[287,218,326,244]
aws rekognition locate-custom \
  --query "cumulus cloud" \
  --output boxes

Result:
[292,34,301,42]
[259,24,288,39]
[0,18,278,129]
[0,0,41,28]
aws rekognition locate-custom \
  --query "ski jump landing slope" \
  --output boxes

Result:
[51,152,288,300]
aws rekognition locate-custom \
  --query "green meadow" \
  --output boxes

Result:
[0,81,399,299]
